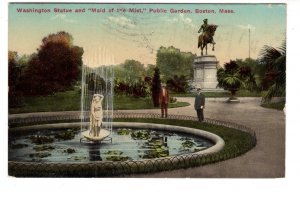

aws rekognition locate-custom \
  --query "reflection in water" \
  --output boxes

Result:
[88,143,102,161]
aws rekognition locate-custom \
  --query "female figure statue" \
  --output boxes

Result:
[90,94,104,137]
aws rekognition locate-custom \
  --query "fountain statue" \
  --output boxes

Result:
[81,93,111,142]
[89,94,104,137]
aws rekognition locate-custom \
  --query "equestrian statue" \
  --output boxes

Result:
[198,19,218,56]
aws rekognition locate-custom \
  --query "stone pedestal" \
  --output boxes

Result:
[193,55,219,90]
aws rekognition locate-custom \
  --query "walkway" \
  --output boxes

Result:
[117,97,285,178]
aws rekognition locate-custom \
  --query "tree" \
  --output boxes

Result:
[156,46,195,81]
[166,75,189,93]
[217,60,255,100]
[8,51,24,107]
[151,67,161,107]
[115,59,145,83]
[85,73,106,93]
[113,59,148,97]
[8,51,18,91]
[21,31,83,95]
[259,40,286,102]
[145,64,156,78]
[236,58,262,91]
[238,64,258,91]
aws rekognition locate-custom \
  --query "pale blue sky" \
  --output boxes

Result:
[9,3,286,67]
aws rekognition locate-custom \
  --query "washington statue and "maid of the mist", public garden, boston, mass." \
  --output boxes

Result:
[8,3,286,178]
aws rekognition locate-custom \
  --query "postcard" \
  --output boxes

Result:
[8,3,286,178]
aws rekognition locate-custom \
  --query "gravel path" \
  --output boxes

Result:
[116,97,285,178]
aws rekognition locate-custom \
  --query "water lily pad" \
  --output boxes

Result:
[104,150,130,161]
[182,140,195,148]
[106,155,130,161]
[131,130,150,140]
[146,138,165,148]
[143,148,169,159]
[178,147,191,153]
[117,129,130,135]
[10,143,28,149]
[104,150,123,155]
[54,130,75,140]
[180,137,192,141]
[30,135,54,145]
[68,156,86,161]
[29,152,51,158]
[63,148,76,154]
[33,145,55,152]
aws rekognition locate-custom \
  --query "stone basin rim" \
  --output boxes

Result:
[9,122,225,163]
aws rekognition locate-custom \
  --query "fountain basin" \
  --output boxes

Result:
[10,122,224,162]
[9,122,225,176]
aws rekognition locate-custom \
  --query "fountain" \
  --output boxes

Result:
[79,64,114,143]
[78,46,114,143]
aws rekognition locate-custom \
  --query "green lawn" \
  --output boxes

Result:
[9,89,81,114]
[171,90,263,97]
[9,90,189,114]
[9,88,266,114]
[261,101,285,110]
[114,94,189,110]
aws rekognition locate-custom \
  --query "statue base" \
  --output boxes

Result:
[193,55,220,90]
[81,129,110,142]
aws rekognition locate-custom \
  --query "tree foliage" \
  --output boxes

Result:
[236,58,263,91]
[114,59,145,83]
[166,75,189,93]
[85,73,106,93]
[145,64,156,78]
[217,60,256,98]
[114,59,149,97]
[259,40,286,102]
[8,51,19,90]
[8,51,24,107]
[156,46,195,81]
[114,80,148,97]
[21,31,83,96]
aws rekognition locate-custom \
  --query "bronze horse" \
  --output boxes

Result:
[198,25,218,55]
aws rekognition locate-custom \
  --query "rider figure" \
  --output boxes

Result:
[198,18,216,47]
[198,18,209,35]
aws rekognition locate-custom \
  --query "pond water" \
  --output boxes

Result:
[9,128,214,162]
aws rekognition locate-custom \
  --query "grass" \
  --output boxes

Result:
[9,90,189,114]
[114,94,189,110]
[9,89,81,114]
[9,88,264,114]
[261,101,285,110]
[171,90,264,98]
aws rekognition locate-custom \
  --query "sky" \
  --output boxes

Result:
[9,3,286,67]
